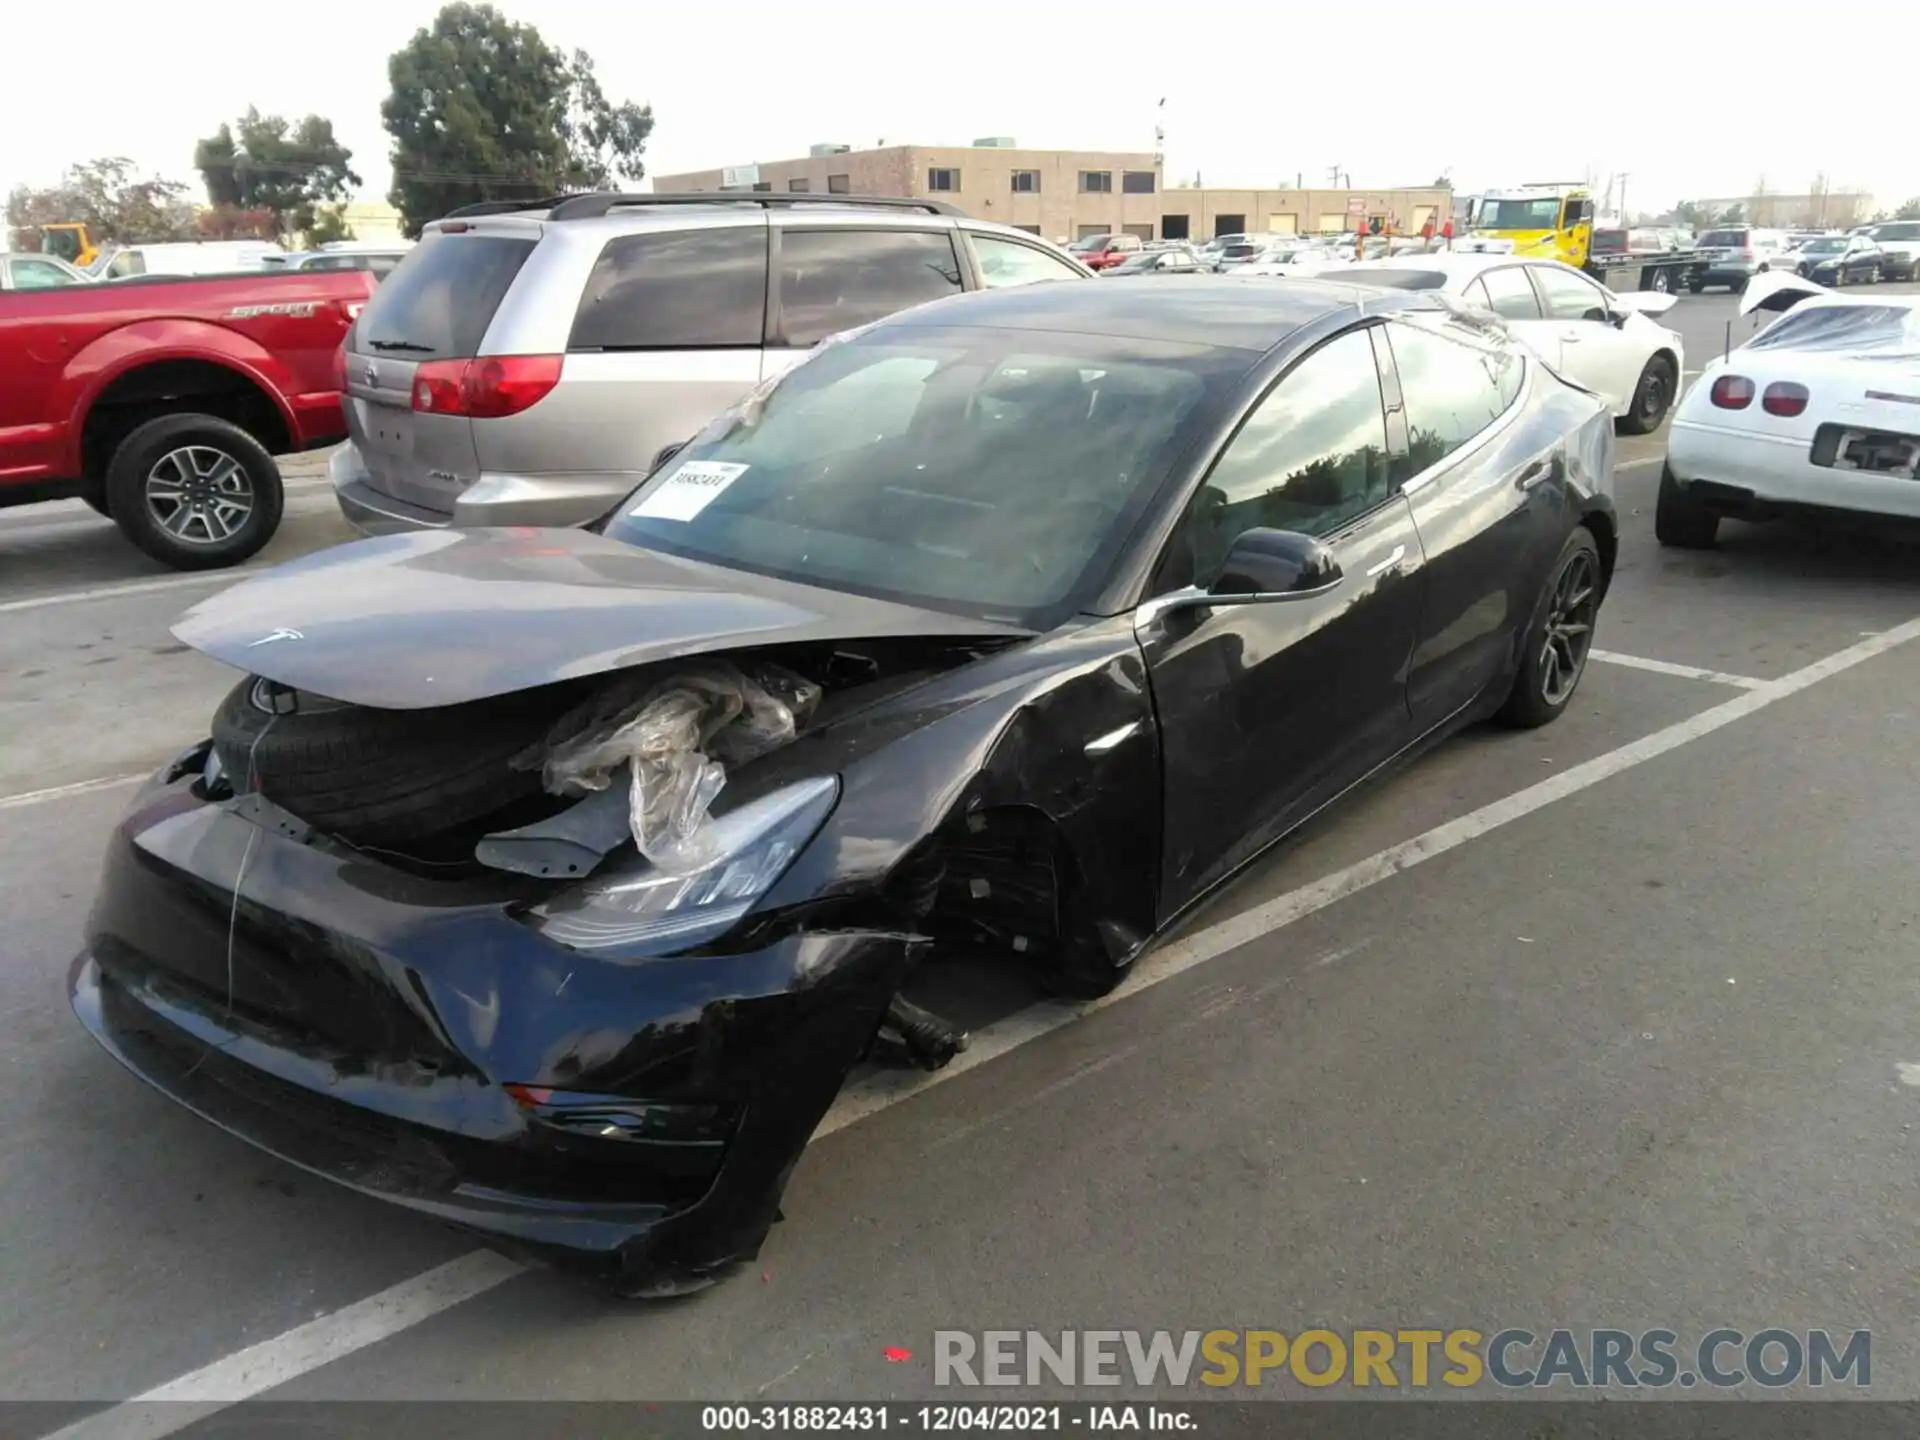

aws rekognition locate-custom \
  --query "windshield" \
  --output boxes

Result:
[1801,238,1845,254]
[1220,244,1260,258]
[603,326,1244,626]
[1069,236,1114,252]
[1698,230,1747,248]
[1877,223,1920,242]
[1475,198,1563,230]
[41,228,82,263]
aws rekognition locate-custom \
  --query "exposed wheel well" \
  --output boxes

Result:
[1580,510,1618,595]
[81,360,290,488]
[892,804,1083,961]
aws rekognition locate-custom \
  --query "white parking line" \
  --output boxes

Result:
[0,571,255,616]
[1588,650,1766,689]
[45,614,1920,1431]
[0,774,145,812]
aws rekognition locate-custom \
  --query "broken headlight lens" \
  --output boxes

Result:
[524,775,839,954]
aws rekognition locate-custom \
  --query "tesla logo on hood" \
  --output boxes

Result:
[248,628,305,647]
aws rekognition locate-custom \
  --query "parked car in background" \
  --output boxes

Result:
[1687,226,1790,293]
[1210,238,1276,271]
[79,276,1616,1297]
[1864,221,1920,280]
[1341,254,1684,434]
[1659,274,1920,547]
[0,253,91,289]
[88,241,286,279]
[0,268,374,566]
[1791,234,1886,286]
[1066,233,1143,270]
[1237,243,1354,277]
[331,193,1096,535]
[1101,247,1207,275]
[262,243,414,281]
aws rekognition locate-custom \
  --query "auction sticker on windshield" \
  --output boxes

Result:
[630,462,749,521]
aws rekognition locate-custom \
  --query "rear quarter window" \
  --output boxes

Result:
[570,225,769,351]
[776,229,963,347]
[356,233,536,357]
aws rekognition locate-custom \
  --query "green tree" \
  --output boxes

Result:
[1669,199,1711,228]
[6,157,194,249]
[381,2,653,235]
[307,203,356,245]
[194,107,360,239]
[1895,196,1920,221]
[1716,203,1746,225]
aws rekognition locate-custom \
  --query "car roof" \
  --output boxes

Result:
[868,274,1423,352]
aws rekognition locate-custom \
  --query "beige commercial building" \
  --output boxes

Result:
[654,142,1451,244]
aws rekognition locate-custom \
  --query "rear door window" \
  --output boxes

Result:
[777,229,964,347]
[1478,266,1544,320]
[570,225,768,352]
[1385,317,1517,480]
[357,233,536,357]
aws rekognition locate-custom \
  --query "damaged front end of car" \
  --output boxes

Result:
[73,527,1162,1293]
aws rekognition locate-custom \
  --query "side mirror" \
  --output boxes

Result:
[1211,528,1343,598]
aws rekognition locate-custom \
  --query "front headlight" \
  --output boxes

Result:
[525,776,839,954]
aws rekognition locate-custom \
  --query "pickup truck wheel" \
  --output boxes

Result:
[105,414,283,571]
[1619,355,1677,436]
[1655,465,1719,549]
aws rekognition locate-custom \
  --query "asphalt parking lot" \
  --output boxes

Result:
[4,286,1919,1428]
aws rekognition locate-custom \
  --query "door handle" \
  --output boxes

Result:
[1364,544,1407,578]
[1517,459,1556,491]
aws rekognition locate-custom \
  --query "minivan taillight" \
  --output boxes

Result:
[1710,375,1755,410]
[1762,381,1809,417]
[411,355,562,418]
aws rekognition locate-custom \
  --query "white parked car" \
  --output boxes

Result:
[89,241,286,280]
[1237,243,1354,277]
[1658,273,1920,547]
[1340,254,1686,434]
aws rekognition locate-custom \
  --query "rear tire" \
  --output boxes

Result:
[1618,354,1677,436]
[104,414,283,571]
[1654,465,1719,549]
[1498,527,1602,730]
[211,677,556,846]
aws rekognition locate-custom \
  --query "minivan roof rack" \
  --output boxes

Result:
[440,195,576,220]
[543,191,966,221]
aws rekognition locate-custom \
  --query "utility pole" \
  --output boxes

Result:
[1617,172,1629,224]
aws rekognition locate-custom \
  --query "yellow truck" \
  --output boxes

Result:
[39,223,101,270]
[1458,183,1704,294]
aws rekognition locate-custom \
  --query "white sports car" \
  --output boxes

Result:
[1658,273,1920,548]
[1339,254,1685,435]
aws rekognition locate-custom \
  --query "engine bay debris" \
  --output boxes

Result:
[511,661,823,874]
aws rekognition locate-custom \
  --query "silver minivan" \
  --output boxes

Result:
[330,193,1096,532]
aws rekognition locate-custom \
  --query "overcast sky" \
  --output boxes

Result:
[6,1,1916,216]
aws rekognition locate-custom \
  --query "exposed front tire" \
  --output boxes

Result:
[1618,354,1677,436]
[104,414,283,571]
[1498,527,1602,730]
[1654,465,1719,550]
[211,677,556,847]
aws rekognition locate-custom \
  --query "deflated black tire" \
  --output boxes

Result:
[211,676,557,847]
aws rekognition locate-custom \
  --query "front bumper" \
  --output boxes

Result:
[1668,420,1920,522]
[329,443,632,535]
[71,772,914,1291]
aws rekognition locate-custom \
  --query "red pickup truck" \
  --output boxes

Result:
[0,269,375,569]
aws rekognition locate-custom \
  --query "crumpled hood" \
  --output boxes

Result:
[173,527,1027,710]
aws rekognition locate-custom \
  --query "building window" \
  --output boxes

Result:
[1122,171,1156,194]
[827,174,851,194]
[751,182,772,192]
[788,178,810,193]
[1014,224,1042,235]
[1160,214,1190,240]
[1011,170,1040,194]
[1079,171,1112,194]
[928,167,960,193]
